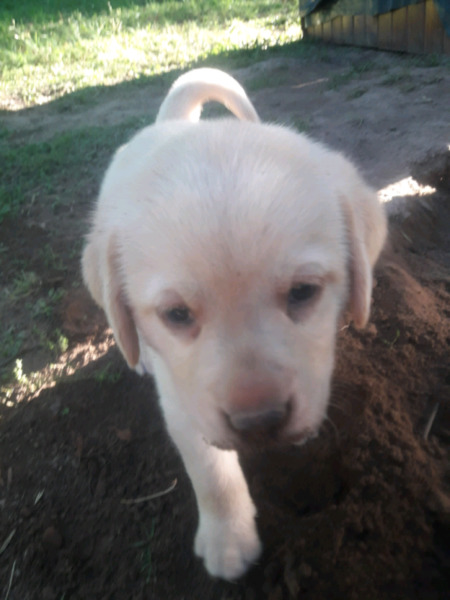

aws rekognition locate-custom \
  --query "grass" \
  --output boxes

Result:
[132,518,157,585]
[346,87,367,100]
[1,356,63,404]
[93,363,123,385]
[327,54,448,93]
[245,63,291,91]
[8,271,41,300]
[0,327,26,364]
[0,0,303,224]
[0,116,146,223]
[30,288,65,319]
[290,117,310,133]
[0,0,301,109]
[327,61,379,90]
[381,70,413,87]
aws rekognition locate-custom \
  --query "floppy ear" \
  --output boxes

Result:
[340,181,387,329]
[82,232,140,368]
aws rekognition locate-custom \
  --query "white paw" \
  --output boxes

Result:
[194,508,262,580]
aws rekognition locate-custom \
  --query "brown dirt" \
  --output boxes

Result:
[0,46,449,599]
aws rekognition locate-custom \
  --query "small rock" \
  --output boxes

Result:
[42,526,63,549]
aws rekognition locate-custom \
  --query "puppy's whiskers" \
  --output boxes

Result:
[328,401,348,415]
[321,414,341,445]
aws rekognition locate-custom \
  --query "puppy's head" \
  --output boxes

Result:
[83,121,386,449]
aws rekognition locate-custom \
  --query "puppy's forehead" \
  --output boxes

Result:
[132,242,343,313]
[130,211,344,295]
[124,120,348,297]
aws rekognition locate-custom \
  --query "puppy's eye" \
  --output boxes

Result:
[288,284,318,306]
[164,305,194,327]
[287,284,319,319]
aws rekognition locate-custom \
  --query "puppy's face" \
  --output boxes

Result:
[120,131,350,449]
[84,121,385,451]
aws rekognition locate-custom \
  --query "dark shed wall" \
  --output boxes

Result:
[300,0,450,54]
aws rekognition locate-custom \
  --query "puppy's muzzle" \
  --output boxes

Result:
[227,405,289,433]
[224,396,293,447]
[224,375,293,441]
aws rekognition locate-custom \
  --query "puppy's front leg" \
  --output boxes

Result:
[164,407,262,580]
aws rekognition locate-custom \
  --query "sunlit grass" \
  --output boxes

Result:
[0,0,300,109]
[0,335,116,407]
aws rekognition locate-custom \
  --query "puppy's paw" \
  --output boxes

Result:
[194,509,262,580]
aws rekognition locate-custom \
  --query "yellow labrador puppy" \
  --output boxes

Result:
[82,68,386,580]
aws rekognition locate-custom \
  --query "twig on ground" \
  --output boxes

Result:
[423,401,440,440]
[121,479,177,505]
[0,529,16,556]
[4,559,16,600]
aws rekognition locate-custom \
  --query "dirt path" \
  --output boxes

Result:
[0,46,449,599]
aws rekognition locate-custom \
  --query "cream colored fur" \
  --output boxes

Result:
[82,67,386,580]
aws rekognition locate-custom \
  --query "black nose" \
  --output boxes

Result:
[227,405,288,434]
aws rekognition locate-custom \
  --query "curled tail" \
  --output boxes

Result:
[156,68,260,124]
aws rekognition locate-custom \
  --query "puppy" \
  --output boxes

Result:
[82,68,387,580]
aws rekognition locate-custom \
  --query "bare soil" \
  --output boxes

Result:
[1,45,449,599]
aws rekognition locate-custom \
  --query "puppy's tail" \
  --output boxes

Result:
[156,68,260,124]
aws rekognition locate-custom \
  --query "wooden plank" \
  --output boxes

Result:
[309,24,317,39]
[331,17,343,44]
[342,16,354,45]
[323,20,332,43]
[353,15,366,47]
[304,0,449,55]
[424,0,444,54]
[407,2,426,53]
[378,11,393,50]
[444,31,450,55]
[365,14,378,47]
[391,7,408,51]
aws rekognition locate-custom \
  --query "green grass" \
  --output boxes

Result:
[8,271,41,300]
[132,518,157,585]
[290,116,310,133]
[0,326,26,363]
[93,363,123,385]
[346,87,368,100]
[0,116,146,223]
[381,70,413,87]
[0,0,300,109]
[0,1,303,223]
[246,64,291,91]
[327,61,378,90]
